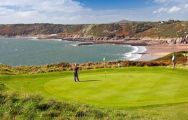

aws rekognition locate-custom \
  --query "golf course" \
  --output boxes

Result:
[1,67,188,109]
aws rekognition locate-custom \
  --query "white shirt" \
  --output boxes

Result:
[172,55,175,61]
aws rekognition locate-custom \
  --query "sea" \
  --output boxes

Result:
[0,37,146,66]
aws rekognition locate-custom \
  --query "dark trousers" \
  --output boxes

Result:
[74,73,79,82]
[172,61,176,69]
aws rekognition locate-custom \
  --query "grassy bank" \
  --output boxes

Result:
[0,61,168,75]
[1,91,188,120]
[154,51,188,63]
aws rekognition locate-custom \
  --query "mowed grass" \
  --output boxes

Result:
[0,67,188,109]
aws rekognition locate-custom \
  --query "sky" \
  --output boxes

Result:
[0,0,188,24]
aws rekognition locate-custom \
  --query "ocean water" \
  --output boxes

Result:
[0,37,145,66]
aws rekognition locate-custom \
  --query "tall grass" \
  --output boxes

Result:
[0,60,169,75]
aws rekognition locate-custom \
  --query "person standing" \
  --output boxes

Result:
[172,54,176,69]
[73,64,80,82]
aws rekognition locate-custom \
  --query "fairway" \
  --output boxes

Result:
[1,67,188,108]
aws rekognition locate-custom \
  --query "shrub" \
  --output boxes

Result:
[0,82,7,91]
[75,106,88,118]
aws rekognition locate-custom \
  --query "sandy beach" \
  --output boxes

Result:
[59,38,188,61]
[69,39,188,61]
[140,45,188,61]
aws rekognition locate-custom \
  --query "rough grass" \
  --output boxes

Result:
[0,61,168,75]
[0,92,188,120]
[154,51,188,64]
[137,21,188,38]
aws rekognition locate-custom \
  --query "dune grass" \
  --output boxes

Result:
[1,67,188,109]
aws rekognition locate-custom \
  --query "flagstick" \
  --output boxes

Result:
[104,59,106,80]
[103,57,106,80]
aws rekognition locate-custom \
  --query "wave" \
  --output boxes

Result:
[70,44,78,47]
[123,46,146,61]
[15,48,19,52]
[49,39,62,42]
[39,39,62,42]
[28,37,62,42]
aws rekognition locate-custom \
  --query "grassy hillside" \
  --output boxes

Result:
[1,67,188,119]
[1,20,188,39]
[0,22,154,38]
[154,51,188,64]
[0,24,85,36]
[137,21,188,38]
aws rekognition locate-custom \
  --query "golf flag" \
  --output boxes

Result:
[103,57,106,61]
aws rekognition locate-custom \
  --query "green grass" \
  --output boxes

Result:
[1,67,188,109]
[1,92,188,120]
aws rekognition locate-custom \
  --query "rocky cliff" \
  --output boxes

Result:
[0,20,188,44]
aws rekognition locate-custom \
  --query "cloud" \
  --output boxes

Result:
[168,6,181,13]
[0,0,187,24]
[0,0,155,24]
[153,0,188,15]
[0,0,92,23]
[153,6,181,14]
[154,0,187,4]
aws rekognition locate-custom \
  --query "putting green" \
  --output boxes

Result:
[1,67,188,108]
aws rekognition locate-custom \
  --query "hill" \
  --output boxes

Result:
[154,51,188,64]
[0,20,187,44]
[136,21,188,38]
[0,22,154,38]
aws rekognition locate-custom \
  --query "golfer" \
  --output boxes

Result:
[172,54,176,69]
[73,64,80,82]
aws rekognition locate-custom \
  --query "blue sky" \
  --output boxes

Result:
[77,0,154,9]
[0,0,188,24]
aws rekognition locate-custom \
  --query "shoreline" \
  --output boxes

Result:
[123,46,147,61]
[61,39,187,61]
[140,44,188,61]
[1,36,188,62]
[62,39,148,61]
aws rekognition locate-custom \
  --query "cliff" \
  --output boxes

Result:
[0,20,188,44]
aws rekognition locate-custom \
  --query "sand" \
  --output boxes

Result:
[140,44,188,61]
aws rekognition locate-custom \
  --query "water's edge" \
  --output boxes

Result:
[0,37,147,66]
